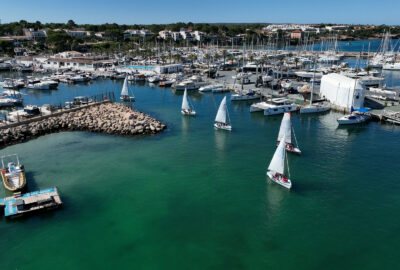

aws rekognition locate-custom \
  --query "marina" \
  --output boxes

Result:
[0,8,400,268]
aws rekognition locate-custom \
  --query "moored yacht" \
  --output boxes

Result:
[231,89,261,101]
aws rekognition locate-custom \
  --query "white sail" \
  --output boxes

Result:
[268,138,286,174]
[215,96,227,124]
[121,76,129,96]
[182,89,190,110]
[277,112,292,144]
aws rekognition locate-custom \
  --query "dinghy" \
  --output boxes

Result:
[181,89,196,116]
[277,112,301,154]
[120,76,135,101]
[267,138,292,189]
[214,96,232,131]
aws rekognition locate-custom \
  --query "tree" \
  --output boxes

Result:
[294,57,299,68]
[46,30,73,52]
[67,19,77,29]
[222,49,227,65]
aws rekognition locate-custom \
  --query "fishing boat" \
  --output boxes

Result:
[267,138,292,189]
[120,76,135,101]
[277,112,301,154]
[181,89,196,116]
[214,96,232,131]
[1,154,27,192]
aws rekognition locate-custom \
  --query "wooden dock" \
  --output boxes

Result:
[0,187,62,218]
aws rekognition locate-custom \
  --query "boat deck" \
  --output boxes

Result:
[0,187,62,218]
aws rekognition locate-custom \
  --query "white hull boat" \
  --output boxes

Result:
[277,112,301,155]
[120,76,135,102]
[300,103,330,114]
[231,89,261,101]
[337,113,371,125]
[267,138,292,189]
[214,96,231,131]
[181,89,196,116]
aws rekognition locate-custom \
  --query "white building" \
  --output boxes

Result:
[23,28,47,39]
[124,29,153,38]
[118,64,182,74]
[159,30,172,39]
[320,74,366,110]
[180,29,194,41]
[65,30,90,38]
[171,32,182,41]
[193,31,205,41]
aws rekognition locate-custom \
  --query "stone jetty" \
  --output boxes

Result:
[0,102,166,148]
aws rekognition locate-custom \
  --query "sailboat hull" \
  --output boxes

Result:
[214,123,232,131]
[300,105,330,114]
[120,96,135,102]
[267,171,292,189]
[181,110,196,116]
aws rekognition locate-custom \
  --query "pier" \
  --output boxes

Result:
[0,187,62,218]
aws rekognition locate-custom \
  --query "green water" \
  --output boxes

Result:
[1,82,400,269]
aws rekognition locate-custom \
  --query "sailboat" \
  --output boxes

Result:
[181,89,196,116]
[277,112,301,154]
[267,137,292,189]
[300,61,330,114]
[120,76,135,101]
[214,96,232,131]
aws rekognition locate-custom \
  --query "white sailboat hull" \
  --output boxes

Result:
[300,104,330,114]
[214,123,232,131]
[264,105,298,116]
[181,109,196,116]
[267,171,292,189]
[231,94,261,101]
[120,96,135,101]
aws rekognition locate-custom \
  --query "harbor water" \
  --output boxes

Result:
[0,76,400,269]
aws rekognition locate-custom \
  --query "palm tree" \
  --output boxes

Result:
[294,57,299,68]
[365,66,372,75]
[161,55,167,64]
[204,53,211,70]
[222,49,227,65]
[168,51,172,64]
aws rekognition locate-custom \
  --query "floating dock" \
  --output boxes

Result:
[0,187,62,218]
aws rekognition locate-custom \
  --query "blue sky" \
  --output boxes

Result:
[1,0,399,25]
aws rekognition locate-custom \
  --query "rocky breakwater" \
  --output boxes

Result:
[0,102,166,148]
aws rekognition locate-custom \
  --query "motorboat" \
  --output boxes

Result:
[1,154,26,192]
[263,98,299,116]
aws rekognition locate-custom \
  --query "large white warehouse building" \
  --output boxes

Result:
[320,74,366,111]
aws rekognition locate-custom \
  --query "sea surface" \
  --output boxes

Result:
[1,42,400,269]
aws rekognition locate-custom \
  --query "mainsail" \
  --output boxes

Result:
[121,76,129,96]
[215,96,227,124]
[268,138,286,174]
[277,112,292,144]
[182,89,190,110]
